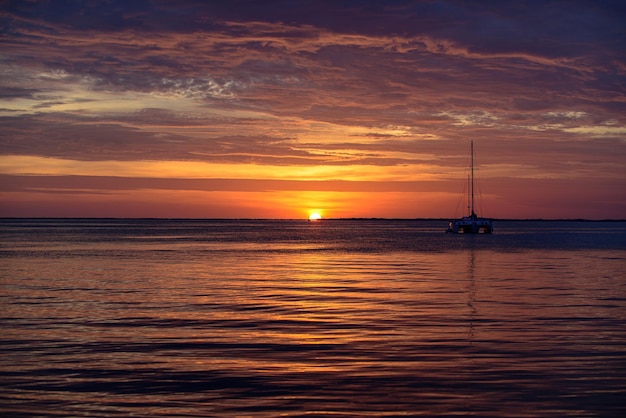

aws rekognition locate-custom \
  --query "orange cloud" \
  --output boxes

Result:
[1,1,624,219]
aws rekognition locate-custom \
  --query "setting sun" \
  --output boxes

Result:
[308,212,322,221]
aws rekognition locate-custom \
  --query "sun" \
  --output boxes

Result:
[308,212,322,221]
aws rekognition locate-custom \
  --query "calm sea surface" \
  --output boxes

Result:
[1,219,625,417]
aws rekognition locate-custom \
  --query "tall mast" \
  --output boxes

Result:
[467,175,471,216]
[471,140,475,216]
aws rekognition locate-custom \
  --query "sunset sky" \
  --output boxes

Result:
[1,0,625,219]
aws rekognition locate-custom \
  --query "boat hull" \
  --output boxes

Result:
[446,217,493,234]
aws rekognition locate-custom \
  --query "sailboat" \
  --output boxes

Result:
[446,140,494,234]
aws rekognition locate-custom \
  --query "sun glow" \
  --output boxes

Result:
[308,212,322,221]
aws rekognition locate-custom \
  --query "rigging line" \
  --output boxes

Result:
[472,142,490,218]
[453,175,468,218]
[454,143,471,218]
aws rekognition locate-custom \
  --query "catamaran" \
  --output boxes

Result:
[446,140,494,234]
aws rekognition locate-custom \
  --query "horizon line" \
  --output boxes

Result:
[1,217,625,222]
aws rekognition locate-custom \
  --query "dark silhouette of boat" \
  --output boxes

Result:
[446,140,493,234]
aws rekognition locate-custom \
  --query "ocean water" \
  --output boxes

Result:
[1,219,625,417]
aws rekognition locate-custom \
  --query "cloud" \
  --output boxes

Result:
[0,0,624,218]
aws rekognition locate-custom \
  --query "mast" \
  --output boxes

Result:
[471,140,475,217]
[467,175,471,216]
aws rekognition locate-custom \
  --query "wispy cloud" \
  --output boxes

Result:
[1,0,624,218]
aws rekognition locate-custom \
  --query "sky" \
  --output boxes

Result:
[1,0,625,219]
